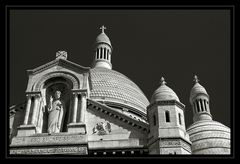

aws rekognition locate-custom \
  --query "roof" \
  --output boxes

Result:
[89,67,150,114]
[150,78,180,103]
[96,32,111,46]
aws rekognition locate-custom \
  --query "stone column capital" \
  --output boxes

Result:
[80,92,87,97]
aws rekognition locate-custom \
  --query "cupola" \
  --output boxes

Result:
[150,77,180,104]
[92,25,113,69]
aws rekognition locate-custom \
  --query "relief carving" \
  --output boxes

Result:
[93,121,111,135]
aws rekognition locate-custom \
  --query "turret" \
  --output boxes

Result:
[147,77,191,154]
[92,25,113,69]
[190,75,212,122]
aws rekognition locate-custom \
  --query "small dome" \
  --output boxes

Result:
[96,32,111,46]
[96,26,111,46]
[187,120,231,154]
[190,75,208,102]
[150,77,179,103]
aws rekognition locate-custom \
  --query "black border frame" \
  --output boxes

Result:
[2,0,238,160]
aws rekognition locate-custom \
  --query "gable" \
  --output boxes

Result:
[27,59,90,76]
[86,99,148,142]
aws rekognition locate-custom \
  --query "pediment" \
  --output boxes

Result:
[87,99,149,134]
[27,59,90,75]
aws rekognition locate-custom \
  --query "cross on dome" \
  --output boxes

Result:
[160,77,167,85]
[100,25,106,33]
[193,75,199,83]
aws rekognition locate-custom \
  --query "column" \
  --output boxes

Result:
[36,99,43,133]
[72,92,79,123]
[98,48,101,59]
[80,93,87,123]
[206,101,210,113]
[31,95,40,125]
[23,95,32,125]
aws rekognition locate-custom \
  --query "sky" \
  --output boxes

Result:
[9,9,231,128]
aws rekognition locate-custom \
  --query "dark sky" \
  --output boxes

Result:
[9,9,231,128]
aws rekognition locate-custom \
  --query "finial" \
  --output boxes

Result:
[160,77,167,85]
[100,25,106,33]
[193,75,199,83]
[56,50,67,60]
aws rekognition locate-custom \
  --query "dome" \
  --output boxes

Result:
[89,67,150,114]
[187,120,231,154]
[96,32,111,46]
[190,82,208,99]
[190,75,209,103]
[150,77,179,103]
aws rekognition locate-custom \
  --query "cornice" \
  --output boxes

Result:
[147,100,185,111]
[27,59,90,75]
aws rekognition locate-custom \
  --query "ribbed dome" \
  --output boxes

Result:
[150,78,179,103]
[187,120,231,154]
[89,67,150,114]
[96,32,111,46]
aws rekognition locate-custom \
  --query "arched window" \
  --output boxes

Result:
[107,50,109,60]
[178,113,182,125]
[165,111,170,122]
[100,48,103,59]
[104,48,106,59]
[196,100,200,112]
[200,99,204,111]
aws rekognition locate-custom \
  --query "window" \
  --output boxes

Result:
[178,113,182,125]
[200,99,204,111]
[104,48,106,59]
[165,111,170,122]
[153,115,156,126]
[204,99,207,111]
[196,100,200,112]
[100,48,103,59]
[107,50,109,60]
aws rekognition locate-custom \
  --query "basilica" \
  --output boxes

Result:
[9,26,231,155]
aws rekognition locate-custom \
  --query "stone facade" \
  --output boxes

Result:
[9,26,230,155]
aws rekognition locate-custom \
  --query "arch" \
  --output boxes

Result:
[33,71,80,91]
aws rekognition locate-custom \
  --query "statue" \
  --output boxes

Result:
[47,90,65,133]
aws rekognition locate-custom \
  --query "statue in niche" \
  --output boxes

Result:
[47,90,65,133]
